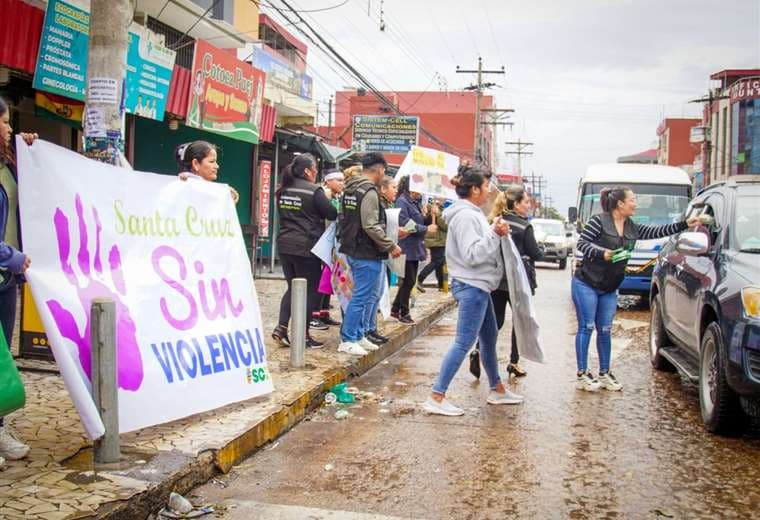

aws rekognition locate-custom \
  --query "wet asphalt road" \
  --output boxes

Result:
[194,265,760,519]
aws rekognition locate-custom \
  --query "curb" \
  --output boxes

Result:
[98,296,455,519]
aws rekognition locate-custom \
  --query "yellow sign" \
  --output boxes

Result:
[21,284,52,358]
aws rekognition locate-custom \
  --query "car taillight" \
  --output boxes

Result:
[742,287,760,320]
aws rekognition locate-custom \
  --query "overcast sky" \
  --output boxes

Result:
[262,0,760,212]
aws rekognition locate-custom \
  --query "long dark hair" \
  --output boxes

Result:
[176,140,215,173]
[451,164,488,199]
[0,97,14,167]
[600,185,631,213]
[276,153,316,198]
[397,174,411,197]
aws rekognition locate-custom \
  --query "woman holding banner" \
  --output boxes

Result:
[0,97,36,467]
[391,176,435,325]
[423,164,523,417]
[176,140,240,203]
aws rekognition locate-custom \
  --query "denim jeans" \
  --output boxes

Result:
[342,257,383,342]
[363,261,386,334]
[433,280,502,394]
[571,277,618,373]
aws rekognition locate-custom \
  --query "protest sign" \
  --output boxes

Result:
[17,138,273,439]
[396,146,459,200]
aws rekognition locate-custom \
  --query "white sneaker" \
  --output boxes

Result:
[422,396,464,416]
[358,337,379,352]
[598,372,623,391]
[338,341,368,356]
[487,389,524,405]
[576,371,601,392]
[0,428,30,460]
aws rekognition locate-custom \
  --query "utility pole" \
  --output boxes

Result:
[456,57,505,166]
[327,95,333,145]
[83,0,132,165]
[504,139,534,177]
[522,172,545,217]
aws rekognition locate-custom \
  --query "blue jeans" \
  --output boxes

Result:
[571,277,618,373]
[433,280,502,394]
[363,262,386,334]
[342,257,383,342]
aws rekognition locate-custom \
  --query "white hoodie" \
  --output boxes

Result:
[443,199,504,293]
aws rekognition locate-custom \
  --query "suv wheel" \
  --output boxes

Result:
[649,296,674,371]
[699,322,743,434]
[558,258,567,270]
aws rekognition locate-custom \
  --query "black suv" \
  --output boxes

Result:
[650,176,760,434]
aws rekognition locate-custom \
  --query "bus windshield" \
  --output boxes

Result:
[579,183,690,226]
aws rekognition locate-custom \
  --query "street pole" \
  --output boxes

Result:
[504,139,534,178]
[270,134,280,274]
[83,0,132,165]
[290,278,307,368]
[456,58,505,166]
[327,95,333,145]
[91,299,119,464]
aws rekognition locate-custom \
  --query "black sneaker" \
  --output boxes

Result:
[309,319,329,331]
[416,283,426,293]
[321,316,341,327]
[469,348,481,379]
[367,331,389,345]
[398,314,415,325]
[272,326,290,348]
[390,310,401,321]
[306,336,324,349]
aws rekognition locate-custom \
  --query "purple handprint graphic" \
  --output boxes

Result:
[46,194,144,391]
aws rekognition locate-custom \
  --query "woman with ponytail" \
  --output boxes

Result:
[175,140,239,203]
[272,154,337,349]
[573,185,699,392]
[423,165,523,416]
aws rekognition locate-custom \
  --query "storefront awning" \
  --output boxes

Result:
[260,105,276,143]
[0,0,44,75]
[165,65,191,119]
[276,128,352,165]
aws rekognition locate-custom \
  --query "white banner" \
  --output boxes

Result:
[17,138,273,439]
[396,145,459,201]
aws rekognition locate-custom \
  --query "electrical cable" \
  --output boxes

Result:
[170,0,222,50]
[254,0,349,13]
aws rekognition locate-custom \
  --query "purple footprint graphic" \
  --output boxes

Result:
[46,194,144,391]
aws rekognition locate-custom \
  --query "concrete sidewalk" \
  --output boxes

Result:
[0,279,454,519]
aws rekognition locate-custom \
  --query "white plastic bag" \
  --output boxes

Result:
[501,236,545,363]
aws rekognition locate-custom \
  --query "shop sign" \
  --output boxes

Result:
[252,46,313,100]
[187,39,267,144]
[33,0,175,119]
[17,137,273,439]
[352,115,419,154]
[728,77,760,104]
[258,160,272,237]
[33,0,89,100]
[125,24,176,121]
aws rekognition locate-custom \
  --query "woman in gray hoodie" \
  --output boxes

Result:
[423,165,525,416]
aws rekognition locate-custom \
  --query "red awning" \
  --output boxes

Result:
[0,0,44,75]
[259,104,276,143]
[165,65,191,119]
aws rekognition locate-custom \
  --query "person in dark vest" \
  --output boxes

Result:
[391,175,435,325]
[272,154,338,349]
[469,186,543,380]
[337,153,401,356]
[573,186,698,392]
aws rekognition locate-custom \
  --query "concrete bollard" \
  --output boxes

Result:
[91,299,120,464]
[290,278,307,368]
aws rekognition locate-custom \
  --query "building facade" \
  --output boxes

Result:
[656,118,701,168]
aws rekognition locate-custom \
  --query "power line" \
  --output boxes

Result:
[170,0,222,50]
[271,0,467,156]
[253,0,350,13]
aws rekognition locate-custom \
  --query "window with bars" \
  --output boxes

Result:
[147,17,195,69]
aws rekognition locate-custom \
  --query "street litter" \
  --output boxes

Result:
[335,409,350,420]
[324,464,334,471]
[158,492,215,519]
[324,392,337,404]
[329,383,356,404]
[394,382,408,387]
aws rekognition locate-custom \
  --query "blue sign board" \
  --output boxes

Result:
[33,0,89,101]
[252,47,312,100]
[125,27,176,121]
[352,115,420,154]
